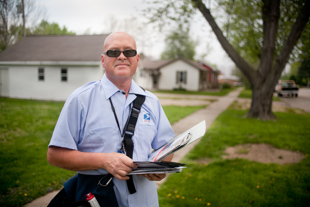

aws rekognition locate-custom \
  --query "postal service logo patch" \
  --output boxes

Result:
[143,112,151,123]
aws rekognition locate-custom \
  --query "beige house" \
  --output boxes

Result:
[136,58,219,91]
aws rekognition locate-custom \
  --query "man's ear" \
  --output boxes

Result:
[136,54,140,64]
[101,54,105,68]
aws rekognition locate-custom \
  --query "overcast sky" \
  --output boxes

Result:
[35,0,235,75]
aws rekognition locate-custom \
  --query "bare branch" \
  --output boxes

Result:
[274,0,310,77]
[191,0,256,82]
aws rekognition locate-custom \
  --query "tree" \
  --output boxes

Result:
[295,12,310,62]
[0,0,44,52]
[219,0,263,65]
[161,25,196,60]
[31,20,75,35]
[0,0,19,52]
[297,58,310,86]
[145,0,310,120]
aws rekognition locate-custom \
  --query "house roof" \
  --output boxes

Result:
[140,58,218,73]
[0,35,109,62]
[218,74,240,81]
[140,59,173,70]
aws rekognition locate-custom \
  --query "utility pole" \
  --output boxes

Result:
[22,0,25,37]
[17,0,25,37]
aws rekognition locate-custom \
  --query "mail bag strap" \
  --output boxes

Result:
[109,94,146,194]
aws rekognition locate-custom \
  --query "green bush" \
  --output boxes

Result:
[221,82,232,89]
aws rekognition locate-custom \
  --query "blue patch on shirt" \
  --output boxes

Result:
[143,112,150,123]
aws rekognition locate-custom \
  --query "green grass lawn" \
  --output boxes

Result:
[164,105,206,125]
[0,97,205,207]
[239,88,281,101]
[0,98,75,206]
[158,109,310,207]
[238,88,253,99]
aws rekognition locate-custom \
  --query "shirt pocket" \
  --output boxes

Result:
[133,124,157,160]
[80,125,120,152]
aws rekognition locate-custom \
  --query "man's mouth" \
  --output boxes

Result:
[114,62,130,67]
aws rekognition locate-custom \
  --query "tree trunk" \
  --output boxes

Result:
[247,81,276,120]
[246,0,280,120]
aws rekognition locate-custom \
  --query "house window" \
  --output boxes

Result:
[176,71,187,84]
[61,68,68,82]
[38,68,44,81]
[140,70,145,77]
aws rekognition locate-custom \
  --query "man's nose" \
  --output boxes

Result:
[118,51,127,59]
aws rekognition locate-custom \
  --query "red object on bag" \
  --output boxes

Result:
[86,192,95,201]
[86,192,101,207]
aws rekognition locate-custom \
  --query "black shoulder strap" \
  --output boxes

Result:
[123,94,145,194]
[123,94,145,158]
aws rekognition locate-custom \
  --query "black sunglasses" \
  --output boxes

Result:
[104,49,137,57]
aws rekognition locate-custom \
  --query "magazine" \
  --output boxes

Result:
[149,120,206,162]
[129,120,206,175]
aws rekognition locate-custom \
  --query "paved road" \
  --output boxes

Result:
[277,88,310,113]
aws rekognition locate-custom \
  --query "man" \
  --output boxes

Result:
[47,32,175,206]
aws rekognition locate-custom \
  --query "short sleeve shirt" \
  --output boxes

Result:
[49,74,175,207]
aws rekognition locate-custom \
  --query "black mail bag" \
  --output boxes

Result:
[47,173,118,207]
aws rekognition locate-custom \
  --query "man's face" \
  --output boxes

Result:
[101,33,139,83]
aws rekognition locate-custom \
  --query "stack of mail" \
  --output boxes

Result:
[129,161,186,175]
[129,120,206,175]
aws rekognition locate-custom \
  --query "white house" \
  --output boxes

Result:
[0,35,107,101]
[136,58,219,91]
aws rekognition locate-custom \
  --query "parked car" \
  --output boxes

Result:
[275,80,299,97]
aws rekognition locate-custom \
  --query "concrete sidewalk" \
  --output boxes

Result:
[24,88,242,207]
[170,87,243,162]
[156,87,243,187]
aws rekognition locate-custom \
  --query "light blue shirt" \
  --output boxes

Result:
[49,74,175,207]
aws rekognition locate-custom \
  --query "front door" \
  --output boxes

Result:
[0,69,9,97]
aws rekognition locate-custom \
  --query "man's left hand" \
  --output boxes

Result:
[140,154,174,181]
[140,173,166,181]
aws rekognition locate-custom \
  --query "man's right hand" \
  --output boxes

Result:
[101,152,137,180]
[47,146,136,180]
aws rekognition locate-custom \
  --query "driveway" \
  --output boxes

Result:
[155,88,310,114]
[154,93,218,106]
[278,88,310,113]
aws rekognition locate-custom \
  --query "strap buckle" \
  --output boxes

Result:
[131,107,140,118]
[118,141,126,154]
[98,174,113,187]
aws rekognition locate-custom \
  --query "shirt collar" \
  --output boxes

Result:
[101,74,146,99]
